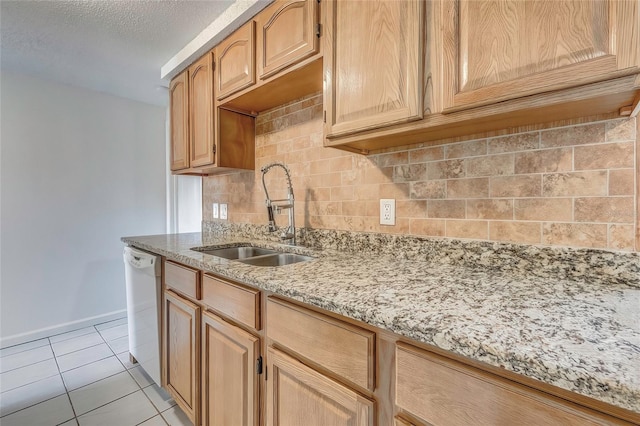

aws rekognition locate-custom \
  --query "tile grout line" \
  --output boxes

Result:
[1,318,172,426]
[51,333,82,425]
[0,339,71,421]
[61,324,133,425]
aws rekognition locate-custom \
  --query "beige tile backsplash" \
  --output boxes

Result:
[204,93,638,251]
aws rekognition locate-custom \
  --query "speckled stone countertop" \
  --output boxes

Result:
[122,232,640,414]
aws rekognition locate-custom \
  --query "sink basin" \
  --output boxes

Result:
[238,253,313,267]
[195,246,278,260]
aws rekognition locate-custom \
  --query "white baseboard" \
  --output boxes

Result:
[0,309,128,349]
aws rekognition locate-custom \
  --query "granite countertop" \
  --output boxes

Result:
[122,232,640,414]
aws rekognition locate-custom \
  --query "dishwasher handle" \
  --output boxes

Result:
[124,247,156,269]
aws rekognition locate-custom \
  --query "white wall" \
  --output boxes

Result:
[0,72,167,346]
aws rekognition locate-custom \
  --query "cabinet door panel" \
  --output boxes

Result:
[325,0,423,137]
[163,290,199,425]
[266,347,374,426]
[217,22,256,101]
[189,52,215,167]
[443,0,640,111]
[169,71,189,171]
[201,312,260,426]
[257,0,319,79]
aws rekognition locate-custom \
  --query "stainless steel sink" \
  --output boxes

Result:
[194,246,278,260]
[238,253,313,267]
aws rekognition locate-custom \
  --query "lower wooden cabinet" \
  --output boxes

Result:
[163,290,200,425]
[266,347,375,426]
[201,311,260,426]
[395,342,629,426]
[158,259,637,426]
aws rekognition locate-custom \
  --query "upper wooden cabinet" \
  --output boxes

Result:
[442,0,640,112]
[256,0,320,80]
[169,70,189,171]
[324,0,640,154]
[216,22,256,101]
[218,0,323,113]
[189,52,215,168]
[168,52,255,175]
[324,0,424,138]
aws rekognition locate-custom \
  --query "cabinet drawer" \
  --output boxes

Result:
[395,343,623,426]
[164,260,200,300]
[266,297,375,391]
[202,274,260,330]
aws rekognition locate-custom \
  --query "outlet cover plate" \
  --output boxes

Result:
[212,203,219,219]
[220,203,228,220]
[380,199,395,225]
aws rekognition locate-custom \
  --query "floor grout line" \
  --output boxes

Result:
[0,318,175,426]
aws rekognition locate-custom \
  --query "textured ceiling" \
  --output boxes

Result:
[0,0,244,106]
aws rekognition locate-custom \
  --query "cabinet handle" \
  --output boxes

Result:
[256,356,263,375]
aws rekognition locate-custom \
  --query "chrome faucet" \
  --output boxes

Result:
[261,162,296,245]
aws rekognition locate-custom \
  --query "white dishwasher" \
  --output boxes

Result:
[123,246,162,386]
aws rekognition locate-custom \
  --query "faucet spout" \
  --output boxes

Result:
[266,204,277,232]
[261,162,296,245]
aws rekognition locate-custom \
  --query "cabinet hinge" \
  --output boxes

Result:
[323,110,326,123]
[256,356,263,375]
[212,144,217,154]
[316,23,321,38]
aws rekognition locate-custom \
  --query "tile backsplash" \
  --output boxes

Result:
[204,93,638,251]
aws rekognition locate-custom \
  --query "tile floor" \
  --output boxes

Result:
[0,318,193,426]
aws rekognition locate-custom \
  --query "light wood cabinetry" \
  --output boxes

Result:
[266,347,375,426]
[324,0,424,138]
[165,261,200,300]
[161,260,262,426]
[202,274,260,330]
[201,311,260,426]
[218,0,322,113]
[395,342,633,426]
[189,53,215,168]
[267,297,375,391]
[323,0,640,154]
[265,297,376,425]
[216,22,256,101]
[168,53,255,175]
[169,70,189,171]
[442,0,640,112]
[256,0,320,80]
[163,290,200,425]
[152,257,639,425]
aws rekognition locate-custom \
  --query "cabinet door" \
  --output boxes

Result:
[324,0,424,138]
[189,52,215,168]
[257,0,319,80]
[163,290,200,425]
[442,0,640,112]
[216,22,256,101]
[169,70,189,171]
[201,312,260,426]
[266,347,374,426]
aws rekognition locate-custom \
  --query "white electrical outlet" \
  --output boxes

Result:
[380,199,396,225]
[220,203,228,220]
[212,203,219,219]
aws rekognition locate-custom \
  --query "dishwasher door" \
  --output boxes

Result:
[123,246,161,386]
